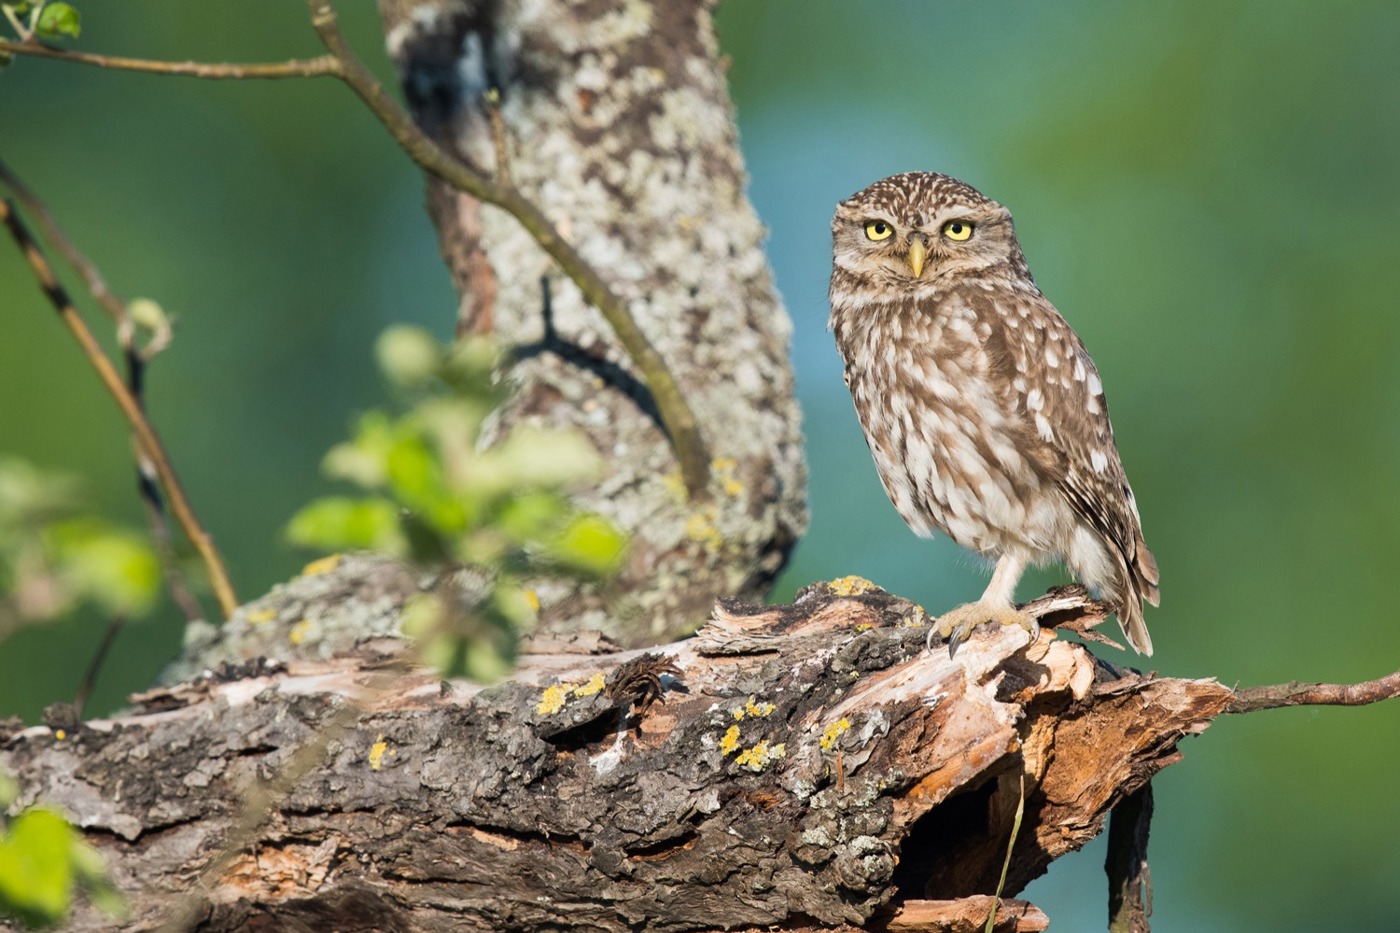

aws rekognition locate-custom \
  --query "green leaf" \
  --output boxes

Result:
[384,432,467,535]
[321,411,397,489]
[47,521,159,616]
[439,334,501,400]
[376,325,443,390]
[489,583,537,630]
[543,513,627,575]
[0,808,77,925]
[70,840,126,920]
[34,2,79,39]
[492,491,572,544]
[0,457,80,526]
[285,497,405,555]
[126,298,168,333]
[460,634,514,683]
[468,426,601,499]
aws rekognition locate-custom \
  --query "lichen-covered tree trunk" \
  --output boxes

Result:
[376,0,807,646]
[0,582,1232,932]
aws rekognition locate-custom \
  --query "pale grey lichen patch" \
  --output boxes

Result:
[163,553,426,681]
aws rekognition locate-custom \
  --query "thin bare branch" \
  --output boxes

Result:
[486,89,512,187]
[1,198,239,619]
[2,5,31,43]
[73,614,126,718]
[0,159,208,622]
[0,38,341,79]
[1226,668,1400,714]
[304,0,712,500]
[0,156,127,325]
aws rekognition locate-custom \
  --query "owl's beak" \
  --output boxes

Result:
[907,235,928,278]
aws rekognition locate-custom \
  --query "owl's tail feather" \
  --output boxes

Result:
[1117,535,1159,655]
[1133,536,1161,607]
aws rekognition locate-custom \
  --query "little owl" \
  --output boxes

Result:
[829,171,1159,654]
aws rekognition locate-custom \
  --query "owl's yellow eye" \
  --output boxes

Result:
[942,220,974,241]
[864,220,894,241]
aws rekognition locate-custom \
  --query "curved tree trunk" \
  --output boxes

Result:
[376,0,807,647]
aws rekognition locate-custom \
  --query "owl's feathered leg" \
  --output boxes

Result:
[927,553,1040,655]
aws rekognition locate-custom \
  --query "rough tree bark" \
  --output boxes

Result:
[1,579,1233,932]
[367,0,808,647]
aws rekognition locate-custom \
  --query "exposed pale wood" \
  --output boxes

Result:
[883,897,1049,932]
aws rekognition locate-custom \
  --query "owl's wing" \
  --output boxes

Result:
[991,293,1160,619]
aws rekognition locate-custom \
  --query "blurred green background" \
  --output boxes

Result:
[3,1,1399,929]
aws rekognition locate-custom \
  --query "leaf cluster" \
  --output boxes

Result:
[286,328,627,680]
[0,458,160,640]
[2,1,80,47]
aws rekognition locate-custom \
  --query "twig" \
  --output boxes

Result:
[1105,782,1153,933]
[73,614,126,718]
[1,199,239,618]
[138,463,209,623]
[488,110,514,193]
[0,38,341,79]
[0,157,126,326]
[985,772,1027,933]
[1226,668,1400,714]
[305,0,711,500]
[485,88,512,187]
[2,5,30,42]
[0,158,204,622]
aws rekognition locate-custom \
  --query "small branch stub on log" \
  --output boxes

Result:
[1105,782,1154,933]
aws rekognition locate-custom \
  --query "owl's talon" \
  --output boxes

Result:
[927,601,1037,657]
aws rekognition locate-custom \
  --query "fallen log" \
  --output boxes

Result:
[0,578,1349,931]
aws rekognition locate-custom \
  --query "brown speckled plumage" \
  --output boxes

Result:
[829,172,1159,653]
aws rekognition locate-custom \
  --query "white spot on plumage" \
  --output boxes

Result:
[1034,412,1053,441]
[1045,348,1059,368]
[1025,388,1043,411]
[1091,450,1109,473]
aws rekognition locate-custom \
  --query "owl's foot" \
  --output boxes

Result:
[926,601,1039,657]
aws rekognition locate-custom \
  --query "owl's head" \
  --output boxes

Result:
[831,172,1027,289]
